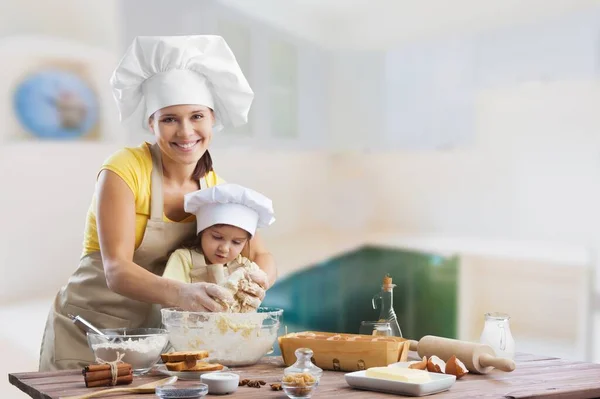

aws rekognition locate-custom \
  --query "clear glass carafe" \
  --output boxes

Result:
[372,274,402,337]
[359,321,392,336]
[479,312,516,359]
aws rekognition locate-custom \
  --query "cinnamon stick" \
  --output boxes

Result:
[85,368,132,383]
[84,363,132,373]
[85,374,133,388]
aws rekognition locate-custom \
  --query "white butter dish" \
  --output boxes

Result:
[344,370,455,397]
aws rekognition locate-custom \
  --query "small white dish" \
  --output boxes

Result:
[200,372,240,395]
[344,370,456,397]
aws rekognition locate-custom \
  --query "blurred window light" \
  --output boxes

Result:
[269,39,298,138]
[217,17,254,138]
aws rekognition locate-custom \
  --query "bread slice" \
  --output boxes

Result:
[165,361,190,372]
[161,350,209,363]
[187,361,224,372]
[165,360,224,372]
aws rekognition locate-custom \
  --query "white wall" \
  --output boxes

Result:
[0,0,120,52]
[218,0,600,50]
[0,0,121,303]
[363,80,600,245]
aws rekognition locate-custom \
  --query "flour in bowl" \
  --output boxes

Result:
[91,335,168,371]
[167,313,278,366]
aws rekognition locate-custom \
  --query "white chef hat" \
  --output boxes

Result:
[184,183,275,237]
[110,35,254,132]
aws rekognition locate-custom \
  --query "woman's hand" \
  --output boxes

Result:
[178,282,234,312]
[244,268,269,300]
[236,267,268,304]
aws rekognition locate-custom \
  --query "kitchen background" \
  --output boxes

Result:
[2,0,600,397]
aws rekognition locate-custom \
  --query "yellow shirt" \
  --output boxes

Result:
[163,249,197,283]
[81,142,225,257]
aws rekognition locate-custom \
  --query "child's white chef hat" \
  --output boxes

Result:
[110,35,254,132]
[184,183,275,236]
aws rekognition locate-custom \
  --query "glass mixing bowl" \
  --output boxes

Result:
[161,307,283,367]
[86,328,169,375]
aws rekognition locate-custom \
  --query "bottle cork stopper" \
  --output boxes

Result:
[383,274,393,285]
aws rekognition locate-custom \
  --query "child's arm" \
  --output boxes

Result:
[163,249,193,284]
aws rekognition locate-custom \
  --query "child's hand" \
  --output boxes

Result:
[179,282,234,312]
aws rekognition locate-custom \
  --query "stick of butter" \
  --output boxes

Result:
[365,367,432,383]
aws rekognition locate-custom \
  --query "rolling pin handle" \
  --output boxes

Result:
[408,340,418,352]
[479,353,516,372]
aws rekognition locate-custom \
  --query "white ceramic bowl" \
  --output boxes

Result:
[161,307,283,367]
[201,372,240,395]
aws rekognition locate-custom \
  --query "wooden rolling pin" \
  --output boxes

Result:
[408,335,515,374]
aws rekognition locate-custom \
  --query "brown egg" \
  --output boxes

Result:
[408,356,428,370]
[445,355,469,379]
[426,355,446,373]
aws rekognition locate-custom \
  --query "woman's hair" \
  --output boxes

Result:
[193,150,213,180]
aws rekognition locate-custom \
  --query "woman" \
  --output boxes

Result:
[39,35,277,371]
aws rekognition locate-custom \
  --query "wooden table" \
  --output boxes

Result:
[9,353,600,398]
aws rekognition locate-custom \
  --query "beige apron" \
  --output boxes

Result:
[188,251,247,284]
[39,143,206,371]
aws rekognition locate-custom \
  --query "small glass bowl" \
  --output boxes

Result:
[155,383,208,398]
[86,328,169,375]
[281,381,317,398]
[281,381,319,398]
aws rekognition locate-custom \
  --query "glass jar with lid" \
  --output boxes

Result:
[282,348,322,398]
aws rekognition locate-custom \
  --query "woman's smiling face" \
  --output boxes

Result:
[149,104,214,167]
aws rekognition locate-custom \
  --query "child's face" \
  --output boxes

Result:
[200,225,250,265]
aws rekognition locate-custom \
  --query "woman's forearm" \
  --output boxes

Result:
[253,252,277,288]
[104,259,183,307]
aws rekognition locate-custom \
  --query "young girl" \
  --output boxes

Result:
[163,183,275,313]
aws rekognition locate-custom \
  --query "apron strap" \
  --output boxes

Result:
[189,249,195,268]
[149,143,164,222]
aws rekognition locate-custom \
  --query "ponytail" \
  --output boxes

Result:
[193,150,213,180]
